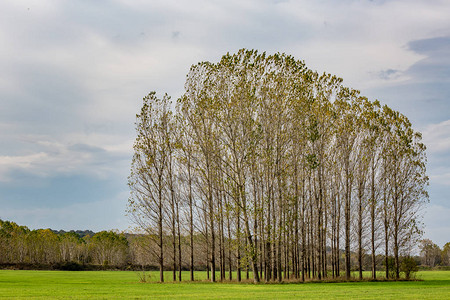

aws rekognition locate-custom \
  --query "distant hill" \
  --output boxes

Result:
[51,229,96,238]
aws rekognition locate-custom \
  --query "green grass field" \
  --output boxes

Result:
[0,270,449,299]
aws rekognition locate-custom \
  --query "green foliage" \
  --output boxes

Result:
[401,257,419,279]
[92,231,128,247]
[90,231,129,267]
[305,153,319,169]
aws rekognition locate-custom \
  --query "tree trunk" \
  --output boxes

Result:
[158,179,164,283]
[237,205,241,282]
[345,165,351,280]
[177,202,182,282]
[370,166,376,280]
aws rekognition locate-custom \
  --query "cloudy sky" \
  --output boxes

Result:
[1,0,449,247]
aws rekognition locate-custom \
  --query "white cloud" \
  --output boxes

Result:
[0,152,48,181]
[0,133,132,182]
[282,0,450,89]
[422,119,450,153]
[429,173,450,186]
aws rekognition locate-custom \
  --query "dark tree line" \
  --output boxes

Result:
[128,49,428,283]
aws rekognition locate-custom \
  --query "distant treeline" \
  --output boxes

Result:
[51,229,96,239]
[0,219,128,269]
[0,219,224,271]
[2,219,449,276]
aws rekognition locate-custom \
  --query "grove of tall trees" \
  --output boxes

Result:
[127,49,428,283]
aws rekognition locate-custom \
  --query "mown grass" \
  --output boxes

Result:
[0,270,449,299]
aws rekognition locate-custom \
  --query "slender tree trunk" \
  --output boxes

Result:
[331,190,337,278]
[384,190,389,279]
[158,179,164,283]
[170,180,177,282]
[218,189,224,281]
[240,186,260,283]
[252,177,261,282]
[345,163,351,280]
[172,212,176,281]
[385,235,389,279]
[260,230,264,280]
[358,186,363,280]
[177,202,182,282]
[205,204,210,281]
[209,192,216,282]
[318,167,324,280]
[301,213,306,282]
[393,220,399,279]
[266,189,272,281]
[301,178,306,282]
[226,205,233,281]
[323,193,328,279]
[237,205,241,282]
[370,166,376,280]
[393,181,400,280]
[272,189,278,281]
[278,183,283,282]
[220,205,226,281]
[189,176,194,281]
[294,175,299,279]
[259,185,265,281]
[336,191,341,278]
[284,212,289,280]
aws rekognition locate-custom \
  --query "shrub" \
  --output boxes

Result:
[401,257,418,279]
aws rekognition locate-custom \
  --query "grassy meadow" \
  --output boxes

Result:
[0,270,449,299]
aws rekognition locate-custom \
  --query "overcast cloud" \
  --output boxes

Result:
[1,0,449,247]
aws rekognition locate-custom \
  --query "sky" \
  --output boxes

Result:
[0,0,449,247]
